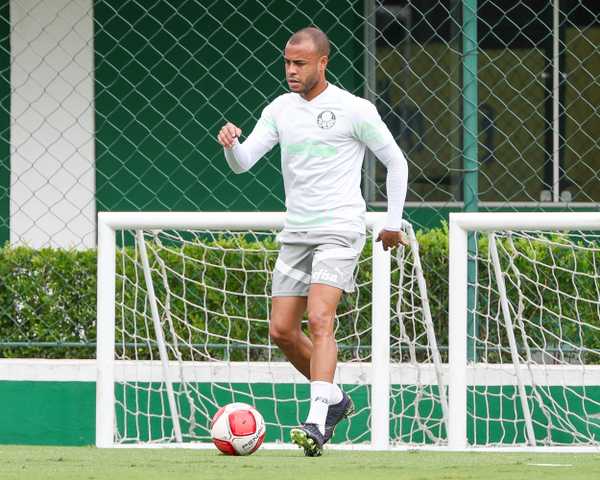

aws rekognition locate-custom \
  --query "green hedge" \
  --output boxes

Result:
[0,246,97,358]
[1,228,599,362]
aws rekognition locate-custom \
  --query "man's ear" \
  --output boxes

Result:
[319,56,328,73]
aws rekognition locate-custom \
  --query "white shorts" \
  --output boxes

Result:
[271,231,366,297]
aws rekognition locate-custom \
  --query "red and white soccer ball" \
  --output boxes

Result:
[210,402,266,455]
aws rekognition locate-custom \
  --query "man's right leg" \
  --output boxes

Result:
[269,296,312,380]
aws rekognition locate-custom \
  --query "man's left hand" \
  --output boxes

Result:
[376,229,409,251]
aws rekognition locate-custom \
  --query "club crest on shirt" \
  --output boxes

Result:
[317,110,336,129]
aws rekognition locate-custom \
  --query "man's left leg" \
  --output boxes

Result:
[290,283,342,456]
[290,232,364,455]
[306,283,341,383]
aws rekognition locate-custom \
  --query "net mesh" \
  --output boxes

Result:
[2,0,599,362]
[390,242,447,444]
[112,224,446,446]
[3,0,599,249]
[2,0,598,451]
[469,229,600,446]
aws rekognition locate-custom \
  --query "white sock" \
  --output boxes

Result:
[330,383,344,405]
[305,381,331,435]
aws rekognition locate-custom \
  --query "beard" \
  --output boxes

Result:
[288,70,319,95]
[301,75,319,94]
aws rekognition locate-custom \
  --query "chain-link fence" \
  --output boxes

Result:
[0,0,598,356]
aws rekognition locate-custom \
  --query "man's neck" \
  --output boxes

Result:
[302,80,328,101]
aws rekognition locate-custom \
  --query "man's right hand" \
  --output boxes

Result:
[217,122,242,149]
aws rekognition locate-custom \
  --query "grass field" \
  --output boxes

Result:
[1,446,599,480]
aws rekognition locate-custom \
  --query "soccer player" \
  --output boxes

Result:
[217,27,408,456]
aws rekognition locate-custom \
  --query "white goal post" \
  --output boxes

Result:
[96,211,448,450]
[449,212,600,451]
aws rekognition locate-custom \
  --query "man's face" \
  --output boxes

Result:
[284,40,326,95]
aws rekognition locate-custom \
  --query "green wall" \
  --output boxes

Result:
[0,382,95,446]
[94,0,363,214]
[2,381,599,446]
[0,1,9,245]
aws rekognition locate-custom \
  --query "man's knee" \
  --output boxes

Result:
[269,322,298,346]
[307,309,335,340]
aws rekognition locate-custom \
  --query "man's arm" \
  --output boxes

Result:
[374,142,408,230]
[373,142,409,250]
[217,105,279,174]
[353,101,409,250]
[218,122,249,174]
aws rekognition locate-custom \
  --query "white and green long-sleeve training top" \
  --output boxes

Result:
[224,83,408,234]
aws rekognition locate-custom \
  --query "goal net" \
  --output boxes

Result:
[449,212,600,449]
[96,212,448,449]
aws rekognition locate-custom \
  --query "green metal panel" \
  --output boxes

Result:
[94,0,363,214]
[463,0,478,361]
[403,204,600,232]
[0,1,9,245]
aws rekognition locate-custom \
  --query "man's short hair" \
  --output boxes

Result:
[287,27,330,57]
